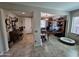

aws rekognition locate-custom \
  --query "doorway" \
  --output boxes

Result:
[40,12,67,43]
[2,10,35,56]
[3,10,34,50]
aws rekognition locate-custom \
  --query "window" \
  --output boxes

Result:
[71,17,79,35]
[40,20,46,28]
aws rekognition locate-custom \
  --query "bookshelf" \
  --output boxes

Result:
[47,17,66,37]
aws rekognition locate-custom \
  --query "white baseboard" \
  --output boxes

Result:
[0,52,4,55]
[0,48,9,55]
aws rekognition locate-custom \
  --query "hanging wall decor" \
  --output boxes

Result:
[5,15,18,32]
[5,16,12,32]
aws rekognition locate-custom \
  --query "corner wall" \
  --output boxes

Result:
[0,9,9,53]
[0,10,5,54]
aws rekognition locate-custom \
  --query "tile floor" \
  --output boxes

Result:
[3,34,34,57]
[1,34,79,57]
[32,35,79,57]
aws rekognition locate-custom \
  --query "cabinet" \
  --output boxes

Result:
[8,27,24,48]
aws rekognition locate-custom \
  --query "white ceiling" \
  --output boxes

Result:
[41,12,63,19]
[12,2,79,11]
[12,11,33,17]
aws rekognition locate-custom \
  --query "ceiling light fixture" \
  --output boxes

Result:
[22,12,25,14]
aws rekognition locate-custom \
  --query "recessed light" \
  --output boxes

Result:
[45,18,48,20]
[22,12,25,14]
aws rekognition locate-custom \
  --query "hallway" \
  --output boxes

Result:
[5,34,34,57]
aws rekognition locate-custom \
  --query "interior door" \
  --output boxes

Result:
[24,18,32,34]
